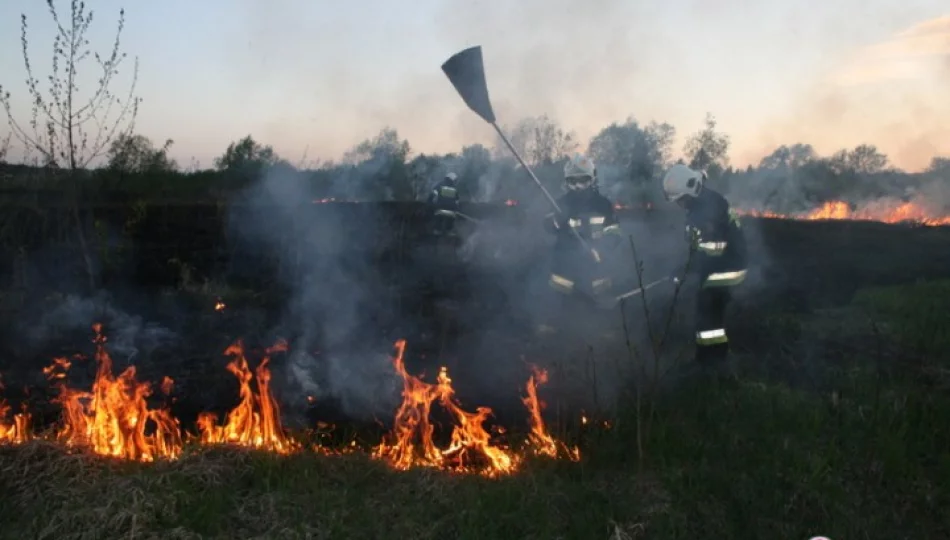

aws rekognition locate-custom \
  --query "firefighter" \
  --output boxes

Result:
[427,172,461,236]
[662,163,748,367]
[537,153,624,333]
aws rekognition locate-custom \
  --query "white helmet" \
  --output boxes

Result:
[445,172,458,184]
[563,153,597,191]
[662,164,705,202]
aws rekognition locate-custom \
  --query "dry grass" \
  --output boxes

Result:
[2,358,948,540]
[0,440,665,540]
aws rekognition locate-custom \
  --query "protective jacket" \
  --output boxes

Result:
[543,189,623,296]
[427,178,460,211]
[684,187,748,289]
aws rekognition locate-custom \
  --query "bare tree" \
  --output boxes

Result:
[0,132,11,164]
[497,115,578,167]
[1,1,140,168]
[683,113,730,175]
[0,0,141,290]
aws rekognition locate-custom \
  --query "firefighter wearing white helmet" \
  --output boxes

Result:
[428,172,461,236]
[536,153,624,334]
[662,163,748,368]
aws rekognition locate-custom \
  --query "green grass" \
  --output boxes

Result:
[1,281,949,539]
[853,279,950,369]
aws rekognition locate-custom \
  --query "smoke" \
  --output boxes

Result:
[286,348,401,420]
[16,291,178,367]
[157,0,946,172]
[232,146,663,419]
[715,153,950,216]
[595,164,661,206]
[324,158,396,202]
[5,0,948,175]
[228,163,410,421]
[745,15,950,172]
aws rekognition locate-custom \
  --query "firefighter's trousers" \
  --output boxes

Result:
[432,209,458,236]
[534,251,609,334]
[693,266,747,364]
[547,249,612,299]
[694,285,732,364]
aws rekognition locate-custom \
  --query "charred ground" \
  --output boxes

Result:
[0,202,948,539]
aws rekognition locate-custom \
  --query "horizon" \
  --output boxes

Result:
[0,1,948,172]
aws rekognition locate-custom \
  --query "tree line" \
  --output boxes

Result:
[3,113,949,211]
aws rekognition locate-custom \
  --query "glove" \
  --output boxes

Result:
[545,213,571,232]
[685,225,701,247]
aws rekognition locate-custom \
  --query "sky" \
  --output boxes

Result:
[0,0,948,172]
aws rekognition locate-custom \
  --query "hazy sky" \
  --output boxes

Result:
[1,1,948,171]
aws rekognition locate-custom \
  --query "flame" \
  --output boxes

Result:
[505,199,518,206]
[372,340,519,477]
[196,340,300,454]
[740,199,950,226]
[0,376,30,444]
[46,324,183,462]
[214,299,226,311]
[11,335,580,474]
[579,411,612,430]
[372,340,445,469]
[522,365,580,461]
[436,367,519,475]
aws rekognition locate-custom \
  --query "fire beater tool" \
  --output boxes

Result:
[599,276,681,310]
[440,45,600,263]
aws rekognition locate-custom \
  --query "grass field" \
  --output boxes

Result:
[1,275,948,539]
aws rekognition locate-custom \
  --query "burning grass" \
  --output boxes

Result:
[1,359,947,539]
[196,340,299,455]
[371,339,577,476]
[739,198,950,225]
[0,383,30,445]
[1,282,949,537]
[42,324,183,462]
[1,326,576,479]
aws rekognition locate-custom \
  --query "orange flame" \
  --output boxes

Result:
[522,365,580,461]
[740,199,950,226]
[372,340,519,476]
[46,323,183,461]
[0,376,30,444]
[16,334,581,473]
[436,367,519,475]
[372,340,444,469]
[214,299,226,311]
[196,340,300,454]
